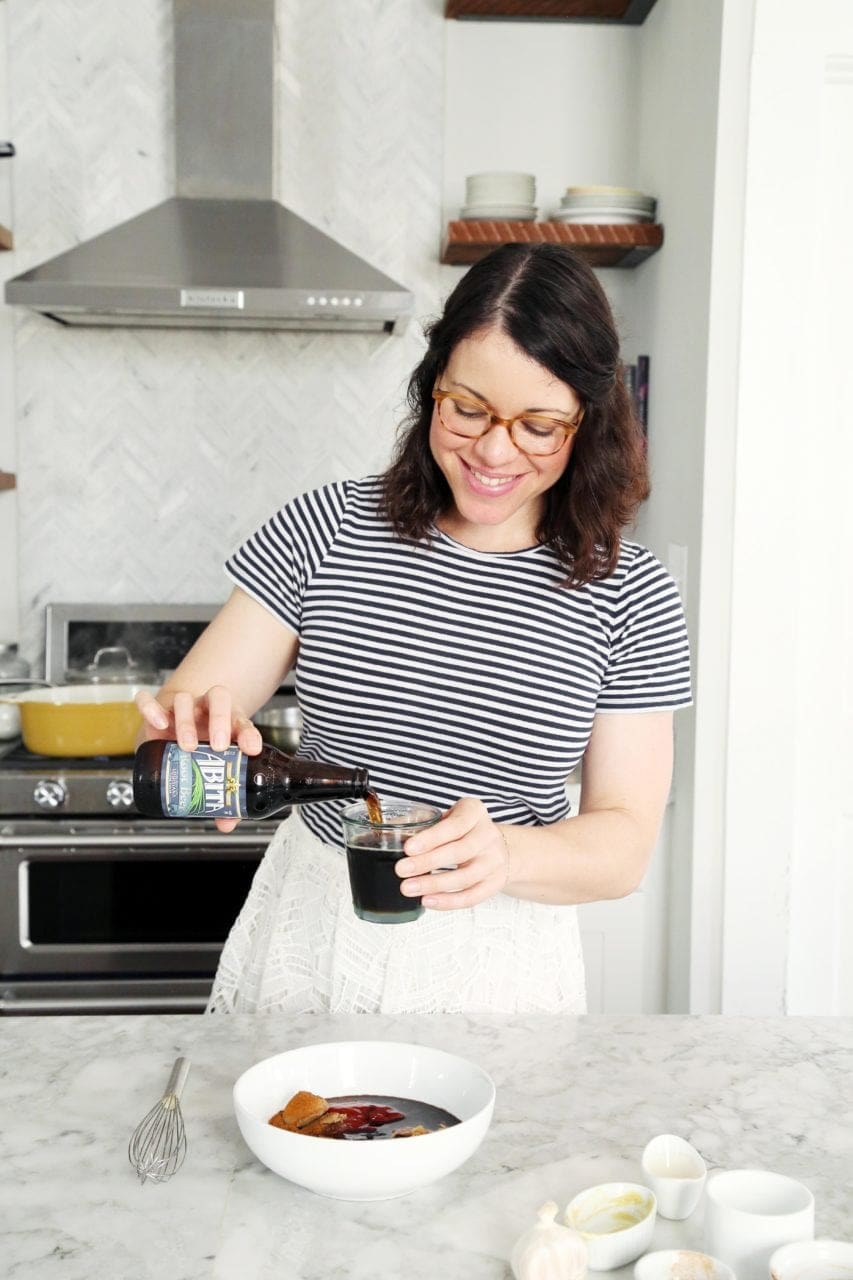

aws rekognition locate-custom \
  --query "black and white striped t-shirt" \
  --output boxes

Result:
[225,476,692,849]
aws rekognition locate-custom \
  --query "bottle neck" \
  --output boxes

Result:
[258,757,370,805]
[288,768,369,804]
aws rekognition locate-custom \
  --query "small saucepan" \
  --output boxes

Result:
[253,701,303,753]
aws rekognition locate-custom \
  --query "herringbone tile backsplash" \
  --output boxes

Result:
[5,0,449,663]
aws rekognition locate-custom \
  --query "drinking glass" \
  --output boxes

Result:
[341,799,443,924]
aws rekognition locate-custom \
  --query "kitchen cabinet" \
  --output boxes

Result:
[3,1012,848,1274]
[574,779,671,1014]
[446,0,659,22]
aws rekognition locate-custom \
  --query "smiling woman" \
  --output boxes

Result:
[136,243,692,1017]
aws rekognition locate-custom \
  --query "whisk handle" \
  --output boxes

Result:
[165,1056,191,1100]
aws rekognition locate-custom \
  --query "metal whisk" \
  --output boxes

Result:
[128,1056,191,1184]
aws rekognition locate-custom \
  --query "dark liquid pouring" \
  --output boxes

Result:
[326,1094,460,1140]
[364,789,383,824]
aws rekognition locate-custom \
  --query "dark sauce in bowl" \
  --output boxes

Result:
[327,1094,460,1140]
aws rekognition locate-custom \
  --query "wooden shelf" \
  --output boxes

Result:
[445,0,658,23]
[0,224,11,251]
[442,220,663,268]
[0,471,16,492]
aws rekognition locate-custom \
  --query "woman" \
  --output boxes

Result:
[137,243,692,1015]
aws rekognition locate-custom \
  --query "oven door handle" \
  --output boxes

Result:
[0,832,271,848]
[0,992,210,1013]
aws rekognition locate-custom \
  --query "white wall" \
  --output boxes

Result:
[0,0,19,644]
[716,0,853,1014]
[443,18,639,349]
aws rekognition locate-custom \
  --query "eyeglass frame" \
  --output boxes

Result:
[431,387,583,456]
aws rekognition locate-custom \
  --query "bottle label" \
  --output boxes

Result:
[160,745,247,819]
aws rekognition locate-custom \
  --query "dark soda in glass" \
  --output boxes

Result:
[341,800,442,924]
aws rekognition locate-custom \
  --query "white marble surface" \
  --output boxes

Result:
[1,1014,851,1279]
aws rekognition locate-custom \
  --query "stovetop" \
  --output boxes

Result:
[0,740,134,770]
[0,738,137,816]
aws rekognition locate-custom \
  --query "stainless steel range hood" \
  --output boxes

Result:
[4,0,414,334]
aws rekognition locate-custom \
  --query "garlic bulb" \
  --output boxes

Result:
[510,1201,588,1280]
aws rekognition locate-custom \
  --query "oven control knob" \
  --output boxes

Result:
[106,779,134,809]
[33,779,67,809]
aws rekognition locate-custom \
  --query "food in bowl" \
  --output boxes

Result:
[233,1039,495,1200]
[635,1249,736,1280]
[564,1182,657,1270]
[268,1088,459,1139]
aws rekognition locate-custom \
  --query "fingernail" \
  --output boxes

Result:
[152,710,169,729]
[400,882,419,896]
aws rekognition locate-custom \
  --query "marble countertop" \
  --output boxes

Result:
[2,1014,851,1279]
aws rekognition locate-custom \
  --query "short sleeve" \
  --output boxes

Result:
[596,547,693,712]
[224,482,351,634]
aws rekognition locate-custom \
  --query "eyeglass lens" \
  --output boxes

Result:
[436,393,573,456]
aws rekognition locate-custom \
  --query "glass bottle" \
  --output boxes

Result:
[133,739,370,820]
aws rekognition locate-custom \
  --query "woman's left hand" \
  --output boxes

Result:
[395,797,512,911]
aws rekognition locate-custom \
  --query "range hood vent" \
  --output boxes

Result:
[4,0,414,334]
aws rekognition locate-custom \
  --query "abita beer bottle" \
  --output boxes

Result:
[133,740,371,820]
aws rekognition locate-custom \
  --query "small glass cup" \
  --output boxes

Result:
[341,798,443,924]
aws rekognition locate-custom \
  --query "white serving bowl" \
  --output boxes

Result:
[769,1239,853,1280]
[635,1249,736,1280]
[232,1039,495,1201]
[564,1182,657,1270]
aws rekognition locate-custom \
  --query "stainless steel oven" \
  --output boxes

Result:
[0,602,290,1015]
[0,815,271,1014]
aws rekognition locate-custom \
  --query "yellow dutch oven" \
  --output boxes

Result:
[0,647,161,756]
[0,683,158,756]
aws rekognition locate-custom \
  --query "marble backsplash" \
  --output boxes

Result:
[4,0,448,665]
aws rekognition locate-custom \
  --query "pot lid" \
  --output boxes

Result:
[65,646,160,685]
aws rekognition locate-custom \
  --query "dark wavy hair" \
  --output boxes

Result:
[379,243,649,587]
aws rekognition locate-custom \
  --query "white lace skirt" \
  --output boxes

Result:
[207,809,587,1015]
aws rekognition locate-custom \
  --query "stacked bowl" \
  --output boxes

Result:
[552,185,656,224]
[461,171,537,221]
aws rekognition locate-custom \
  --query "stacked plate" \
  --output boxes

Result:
[551,185,656,224]
[460,171,537,221]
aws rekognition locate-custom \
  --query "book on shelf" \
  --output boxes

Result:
[623,356,649,445]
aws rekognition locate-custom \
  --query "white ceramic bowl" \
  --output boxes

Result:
[564,1182,657,1270]
[769,1239,853,1280]
[704,1169,815,1280]
[635,1249,736,1280]
[232,1040,495,1201]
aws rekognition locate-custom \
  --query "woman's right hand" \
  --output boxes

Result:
[135,686,264,832]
